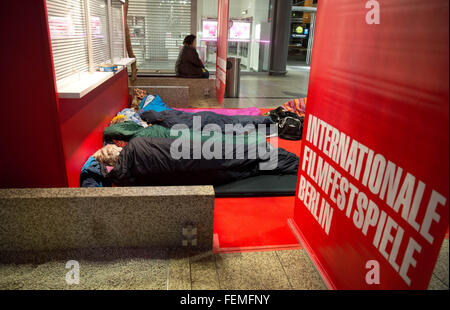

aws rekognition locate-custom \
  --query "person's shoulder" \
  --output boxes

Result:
[180,46,193,55]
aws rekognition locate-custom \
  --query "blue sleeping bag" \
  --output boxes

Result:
[138,95,173,114]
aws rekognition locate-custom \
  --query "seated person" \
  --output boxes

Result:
[175,34,209,79]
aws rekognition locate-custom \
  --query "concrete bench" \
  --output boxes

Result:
[0,186,215,253]
[132,76,220,108]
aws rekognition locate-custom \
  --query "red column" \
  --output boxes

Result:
[216,0,230,105]
[0,1,68,188]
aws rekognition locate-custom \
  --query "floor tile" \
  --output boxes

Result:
[0,248,168,290]
[189,250,220,290]
[167,249,191,290]
[427,274,448,290]
[215,251,291,290]
[220,69,310,109]
[432,238,449,287]
[276,249,328,290]
[238,71,309,99]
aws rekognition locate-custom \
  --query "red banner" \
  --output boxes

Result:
[216,0,229,105]
[292,0,449,289]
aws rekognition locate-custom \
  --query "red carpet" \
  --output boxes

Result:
[213,108,303,253]
[213,197,301,253]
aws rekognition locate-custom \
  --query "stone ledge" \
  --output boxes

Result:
[0,186,215,252]
[133,77,219,108]
[0,186,212,199]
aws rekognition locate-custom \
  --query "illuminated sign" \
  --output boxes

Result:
[229,22,251,40]
[202,20,218,39]
[202,20,251,40]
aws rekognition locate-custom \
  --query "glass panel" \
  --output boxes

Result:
[197,0,272,73]
[112,0,125,61]
[288,0,318,67]
[90,0,111,65]
[127,0,192,73]
[46,0,90,81]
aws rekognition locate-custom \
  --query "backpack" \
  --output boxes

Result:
[269,107,301,123]
[278,116,304,141]
[268,107,286,123]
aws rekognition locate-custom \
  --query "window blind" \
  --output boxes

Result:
[127,0,192,71]
[89,0,111,65]
[111,0,125,61]
[46,0,90,81]
[47,0,126,82]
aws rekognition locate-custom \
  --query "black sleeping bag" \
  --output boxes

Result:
[106,137,299,187]
[140,110,275,135]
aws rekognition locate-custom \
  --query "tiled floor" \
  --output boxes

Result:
[0,248,324,290]
[428,239,449,290]
[222,69,310,109]
[133,67,310,109]
[0,239,447,290]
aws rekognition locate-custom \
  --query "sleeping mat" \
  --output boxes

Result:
[214,175,298,197]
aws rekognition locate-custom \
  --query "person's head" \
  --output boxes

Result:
[94,144,123,167]
[183,34,197,48]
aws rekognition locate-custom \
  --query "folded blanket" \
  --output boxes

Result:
[115,109,146,127]
[282,98,307,118]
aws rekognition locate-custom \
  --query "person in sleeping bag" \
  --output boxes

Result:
[80,156,112,188]
[103,137,299,187]
[80,144,123,187]
[103,121,269,147]
[140,110,276,136]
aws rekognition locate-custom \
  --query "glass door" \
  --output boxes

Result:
[288,2,317,68]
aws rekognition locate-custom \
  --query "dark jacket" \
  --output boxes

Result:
[80,156,111,188]
[175,46,204,78]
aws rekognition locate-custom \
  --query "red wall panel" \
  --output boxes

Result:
[0,1,68,188]
[0,1,129,189]
[293,0,449,289]
[59,70,129,187]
